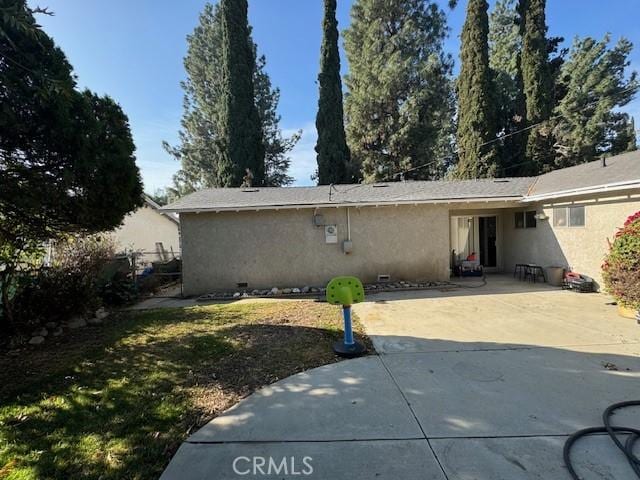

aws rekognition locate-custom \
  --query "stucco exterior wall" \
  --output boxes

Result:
[111,204,180,255]
[502,194,640,288]
[180,204,450,295]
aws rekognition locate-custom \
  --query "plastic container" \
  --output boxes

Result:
[545,266,565,286]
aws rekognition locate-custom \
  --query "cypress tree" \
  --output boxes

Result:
[315,0,351,185]
[219,0,264,186]
[456,0,498,179]
[518,0,554,173]
[488,0,527,175]
[164,4,297,194]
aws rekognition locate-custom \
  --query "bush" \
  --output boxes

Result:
[12,235,133,328]
[602,211,640,310]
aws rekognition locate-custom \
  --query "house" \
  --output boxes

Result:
[163,151,640,296]
[111,195,180,263]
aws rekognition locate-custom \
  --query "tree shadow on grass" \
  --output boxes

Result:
[0,305,368,480]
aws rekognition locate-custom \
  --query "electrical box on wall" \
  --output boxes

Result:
[313,214,325,226]
[342,240,353,254]
[325,225,338,243]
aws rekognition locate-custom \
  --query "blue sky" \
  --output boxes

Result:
[31,0,640,192]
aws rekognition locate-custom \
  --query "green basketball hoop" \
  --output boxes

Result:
[326,276,366,357]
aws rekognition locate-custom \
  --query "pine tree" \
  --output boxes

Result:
[456,0,498,179]
[344,0,454,183]
[164,3,297,193]
[518,0,554,173]
[553,36,639,166]
[219,0,264,186]
[488,0,526,175]
[315,0,351,185]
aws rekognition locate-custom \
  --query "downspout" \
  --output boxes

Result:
[347,207,351,241]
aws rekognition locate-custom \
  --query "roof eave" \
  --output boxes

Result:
[521,180,640,203]
[162,196,525,213]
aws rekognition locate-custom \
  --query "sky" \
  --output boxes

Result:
[30,0,640,192]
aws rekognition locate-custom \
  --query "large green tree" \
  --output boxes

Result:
[0,0,142,326]
[456,0,498,179]
[344,0,455,182]
[315,0,351,185]
[165,3,296,194]
[518,0,555,173]
[552,36,638,166]
[219,0,264,186]
[488,0,526,175]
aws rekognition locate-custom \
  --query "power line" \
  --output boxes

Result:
[348,83,640,187]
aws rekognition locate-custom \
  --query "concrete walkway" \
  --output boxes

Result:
[161,276,640,479]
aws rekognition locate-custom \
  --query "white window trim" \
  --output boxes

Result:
[554,205,586,228]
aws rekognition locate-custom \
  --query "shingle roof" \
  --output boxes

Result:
[163,177,534,212]
[162,151,640,212]
[528,150,640,197]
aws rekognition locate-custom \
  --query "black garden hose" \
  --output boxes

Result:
[564,400,640,479]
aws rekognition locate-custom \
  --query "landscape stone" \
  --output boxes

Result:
[282,288,292,294]
[45,321,57,329]
[87,317,103,326]
[29,336,45,345]
[301,286,310,293]
[270,287,279,295]
[232,292,241,298]
[292,287,301,293]
[68,317,87,329]
[95,308,109,320]
[52,327,63,337]
[32,328,48,337]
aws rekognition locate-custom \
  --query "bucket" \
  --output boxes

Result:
[545,266,565,286]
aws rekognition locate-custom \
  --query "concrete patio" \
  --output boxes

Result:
[161,276,640,479]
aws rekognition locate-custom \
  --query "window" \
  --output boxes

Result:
[515,211,537,229]
[554,206,585,227]
[525,211,537,229]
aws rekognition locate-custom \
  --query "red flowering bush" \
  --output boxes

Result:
[602,211,640,310]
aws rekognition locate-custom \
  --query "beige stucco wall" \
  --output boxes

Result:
[111,204,180,255]
[180,204,451,295]
[502,193,640,288]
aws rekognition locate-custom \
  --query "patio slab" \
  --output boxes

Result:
[163,276,640,479]
[161,440,446,480]
[382,346,640,438]
[431,434,639,480]
[353,278,640,354]
[188,356,422,442]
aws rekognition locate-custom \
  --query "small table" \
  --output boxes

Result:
[524,264,545,283]
[514,263,528,280]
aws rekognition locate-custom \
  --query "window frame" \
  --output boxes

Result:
[515,210,537,229]
[553,205,586,228]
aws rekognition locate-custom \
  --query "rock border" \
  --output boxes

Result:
[196,281,453,302]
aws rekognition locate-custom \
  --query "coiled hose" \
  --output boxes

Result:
[564,400,640,479]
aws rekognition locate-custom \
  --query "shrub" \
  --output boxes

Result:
[12,235,130,328]
[602,211,640,310]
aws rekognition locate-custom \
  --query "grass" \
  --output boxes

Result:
[0,300,371,480]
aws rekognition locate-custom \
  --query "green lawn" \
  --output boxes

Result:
[0,300,370,480]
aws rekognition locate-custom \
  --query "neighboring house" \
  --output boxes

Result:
[164,151,640,295]
[112,195,180,262]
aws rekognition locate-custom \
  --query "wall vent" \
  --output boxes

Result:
[236,282,248,288]
[377,274,391,282]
